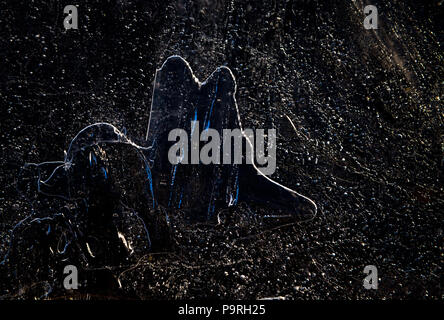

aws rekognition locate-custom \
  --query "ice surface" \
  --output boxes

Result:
[2,56,317,270]
[146,55,317,220]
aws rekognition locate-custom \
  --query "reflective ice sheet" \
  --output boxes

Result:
[3,56,317,270]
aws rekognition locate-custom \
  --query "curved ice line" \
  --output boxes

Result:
[146,55,318,218]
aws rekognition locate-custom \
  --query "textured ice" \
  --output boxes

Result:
[3,56,317,267]
[146,56,317,220]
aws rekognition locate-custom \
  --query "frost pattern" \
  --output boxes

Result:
[1,56,317,282]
